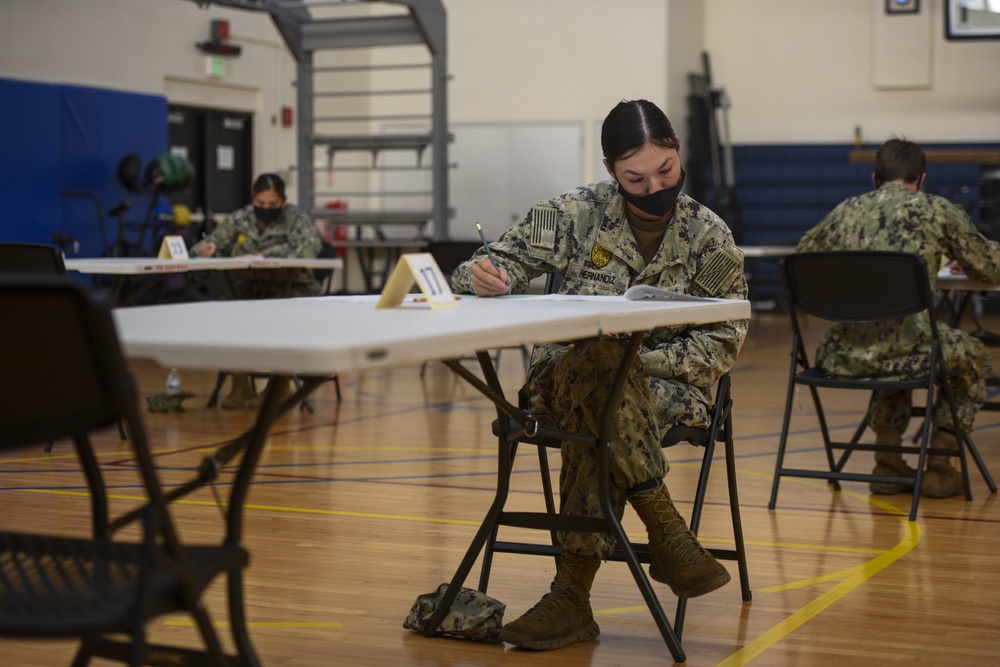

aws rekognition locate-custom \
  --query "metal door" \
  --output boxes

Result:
[167,106,204,212]
[204,111,253,215]
[168,106,253,216]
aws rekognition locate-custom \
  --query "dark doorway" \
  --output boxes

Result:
[168,105,253,217]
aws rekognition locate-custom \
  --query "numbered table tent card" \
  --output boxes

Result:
[158,235,190,260]
[376,253,459,310]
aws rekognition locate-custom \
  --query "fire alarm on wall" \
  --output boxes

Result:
[211,19,230,40]
[197,18,242,56]
[281,106,294,127]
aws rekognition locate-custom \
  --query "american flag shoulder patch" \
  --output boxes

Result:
[529,206,557,249]
[694,247,742,296]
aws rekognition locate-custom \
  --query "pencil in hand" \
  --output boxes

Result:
[476,222,501,273]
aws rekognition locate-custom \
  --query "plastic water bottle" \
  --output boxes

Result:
[166,368,182,396]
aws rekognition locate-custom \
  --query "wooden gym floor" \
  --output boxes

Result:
[0,310,998,666]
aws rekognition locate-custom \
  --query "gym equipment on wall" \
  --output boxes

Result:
[685,51,741,243]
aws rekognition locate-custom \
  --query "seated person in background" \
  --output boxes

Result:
[451,99,748,651]
[190,172,322,409]
[796,138,1000,498]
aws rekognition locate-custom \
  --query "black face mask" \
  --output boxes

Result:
[254,206,283,224]
[618,170,686,218]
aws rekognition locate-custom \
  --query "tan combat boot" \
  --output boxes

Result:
[499,552,601,650]
[222,373,255,410]
[629,482,730,598]
[870,429,917,494]
[922,430,964,498]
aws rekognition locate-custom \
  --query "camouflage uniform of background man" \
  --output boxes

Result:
[797,138,1000,498]
[452,99,748,651]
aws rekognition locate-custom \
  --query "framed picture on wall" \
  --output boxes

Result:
[945,0,1000,40]
[885,0,919,14]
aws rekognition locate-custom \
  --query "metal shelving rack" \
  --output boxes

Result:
[192,0,449,242]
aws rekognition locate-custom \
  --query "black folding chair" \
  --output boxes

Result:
[768,251,997,521]
[423,333,749,662]
[483,372,750,640]
[0,242,126,444]
[314,239,339,295]
[0,241,67,273]
[0,275,263,666]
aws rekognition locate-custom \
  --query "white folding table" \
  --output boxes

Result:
[113,294,746,374]
[936,267,1000,294]
[66,256,343,304]
[112,292,750,662]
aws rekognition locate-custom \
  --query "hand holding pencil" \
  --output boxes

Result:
[471,223,510,297]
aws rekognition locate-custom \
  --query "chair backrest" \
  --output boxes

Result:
[543,268,563,295]
[781,251,933,323]
[314,240,338,293]
[0,242,66,275]
[0,276,126,449]
[426,240,484,280]
[0,275,245,663]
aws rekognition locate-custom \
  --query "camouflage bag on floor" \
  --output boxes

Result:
[146,391,196,413]
[403,583,505,643]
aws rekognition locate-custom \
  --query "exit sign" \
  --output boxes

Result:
[206,56,226,78]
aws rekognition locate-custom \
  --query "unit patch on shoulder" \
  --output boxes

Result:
[591,244,611,268]
[529,206,557,250]
[693,247,741,296]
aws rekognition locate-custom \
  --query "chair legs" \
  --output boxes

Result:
[206,370,228,408]
[424,354,747,661]
[208,370,341,410]
[419,347,529,379]
[476,422,751,642]
[680,413,752,635]
[769,383,996,521]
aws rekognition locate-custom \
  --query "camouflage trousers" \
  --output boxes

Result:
[818,321,991,433]
[522,337,714,558]
[233,268,319,299]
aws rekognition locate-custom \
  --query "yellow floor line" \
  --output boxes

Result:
[712,487,920,667]
[13,466,924,666]
[163,620,343,629]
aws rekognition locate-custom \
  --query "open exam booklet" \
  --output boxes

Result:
[622,285,714,302]
[511,287,720,302]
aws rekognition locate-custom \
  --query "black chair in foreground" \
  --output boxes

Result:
[0,276,263,666]
[768,251,997,521]
[0,242,126,445]
[0,241,67,273]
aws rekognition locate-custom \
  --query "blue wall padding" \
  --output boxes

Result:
[716,142,1000,303]
[1,80,61,247]
[0,78,167,257]
[728,142,997,246]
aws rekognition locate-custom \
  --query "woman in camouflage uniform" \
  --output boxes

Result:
[797,138,1000,499]
[451,99,749,650]
[191,172,322,408]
